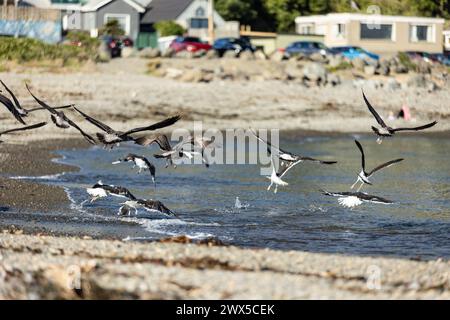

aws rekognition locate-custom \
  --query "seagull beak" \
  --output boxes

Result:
[112,160,121,164]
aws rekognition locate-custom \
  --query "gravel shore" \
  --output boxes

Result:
[1,232,448,299]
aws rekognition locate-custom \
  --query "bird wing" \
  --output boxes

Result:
[0,80,23,111]
[27,104,74,113]
[122,115,181,136]
[362,90,387,128]
[354,140,366,173]
[73,106,115,133]
[64,116,96,145]
[391,121,437,132]
[250,128,287,155]
[135,134,172,151]
[299,156,337,165]
[367,158,403,177]
[0,122,47,135]
[0,93,26,124]
[26,84,57,115]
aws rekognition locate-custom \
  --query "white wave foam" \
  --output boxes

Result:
[120,216,216,239]
[10,173,64,180]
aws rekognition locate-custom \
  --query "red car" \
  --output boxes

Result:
[169,36,212,53]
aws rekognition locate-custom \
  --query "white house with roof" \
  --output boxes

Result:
[295,13,445,54]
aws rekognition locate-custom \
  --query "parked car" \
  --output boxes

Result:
[213,37,255,57]
[99,35,122,58]
[169,36,212,53]
[404,51,445,64]
[283,41,330,57]
[427,52,450,66]
[330,46,379,61]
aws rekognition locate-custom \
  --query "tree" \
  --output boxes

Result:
[154,20,185,37]
[264,0,310,32]
[99,20,125,37]
[215,0,275,31]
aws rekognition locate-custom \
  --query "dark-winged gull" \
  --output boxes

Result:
[321,190,394,208]
[363,90,437,144]
[73,107,180,148]
[26,85,96,144]
[352,140,403,191]
[112,153,156,187]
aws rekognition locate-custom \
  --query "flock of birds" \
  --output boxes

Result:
[256,90,437,208]
[0,80,438,216]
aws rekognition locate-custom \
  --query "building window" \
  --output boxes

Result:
[360,23,393,40]
[332,23,346,39]
[104,14,130,35]
[195,6,205,17]
[410,24,433,42]
[190,18,208,29]
[298,24,313,35]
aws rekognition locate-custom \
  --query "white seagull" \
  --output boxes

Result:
[321,190,394,208]
[352,140,403,192]
[112,153,156,187]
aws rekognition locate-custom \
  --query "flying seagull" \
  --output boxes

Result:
[86,181,136,202]
[321,190,394,208]
[352,140,403,191]
[73,107,181,148]
[26,85,96,145]
[266,156,299,193]
[135,134,209,168]
[0,122,47,143]
[118,199,175,217]
[0,80,72,122]
[362,90,437,144]
[112,153,156,187]
[250,129,337,166]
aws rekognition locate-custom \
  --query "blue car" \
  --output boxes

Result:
[330,46,379,61]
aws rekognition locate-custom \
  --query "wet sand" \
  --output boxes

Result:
[0,139,85,212]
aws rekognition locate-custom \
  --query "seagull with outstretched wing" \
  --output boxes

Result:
[26,85,95,145]
[321,190,394,208]
[0,80,73,121]
[363,90,437,144]
[251,128,337,166]
[351,140,403,191]
[73,107,180,148]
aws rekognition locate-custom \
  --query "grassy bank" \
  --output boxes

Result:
[0,34,99,69]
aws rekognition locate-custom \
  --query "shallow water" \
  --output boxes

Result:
[8,133,450,259]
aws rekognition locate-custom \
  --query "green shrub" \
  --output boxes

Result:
[327,61,352,73]
[154,20,185,37]
[0,36,96,64]
[397,52,417,72]
[99,20,125,37]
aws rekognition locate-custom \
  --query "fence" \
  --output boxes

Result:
[0,6,62,43]
[0,6,60,22]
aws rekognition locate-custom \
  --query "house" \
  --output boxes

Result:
[140,0,229,40]
[295,13,445,54]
